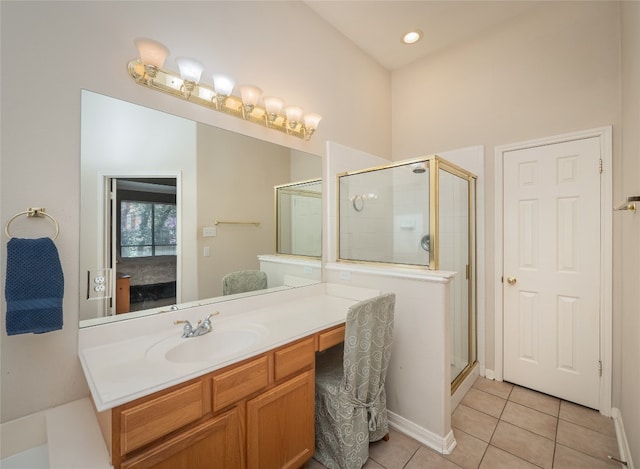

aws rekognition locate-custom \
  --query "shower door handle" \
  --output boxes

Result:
[506,277,517,285]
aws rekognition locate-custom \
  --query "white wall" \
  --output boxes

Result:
[619,1,640,464]
[0,1,390,423]
[391,0,622,382]
[196,125,290,298]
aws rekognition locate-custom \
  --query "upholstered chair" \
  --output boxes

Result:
[314,293,396,469]
[221,270,268,295]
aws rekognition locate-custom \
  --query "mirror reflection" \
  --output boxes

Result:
[80,90,322,327]
[276,179,322,257]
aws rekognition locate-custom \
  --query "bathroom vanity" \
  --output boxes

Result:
[79,284,377,469]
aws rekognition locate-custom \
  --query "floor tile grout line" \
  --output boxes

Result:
[489,442,547,468]
[551,406,559,467]
[398,444,423,469]
[557,414,618,438]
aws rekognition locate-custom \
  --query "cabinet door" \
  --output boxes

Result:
[121,408,241,469]
[247,370,315,469]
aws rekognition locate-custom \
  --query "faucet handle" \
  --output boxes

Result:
[174,320,194,338]
[202,311,219,323]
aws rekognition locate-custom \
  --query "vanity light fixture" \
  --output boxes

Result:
[175,57,204,96]
[284,106,303,129]
[238,85,262,116]
[264,96,284,124]
[134,38,169,82]
[128,38,322,140]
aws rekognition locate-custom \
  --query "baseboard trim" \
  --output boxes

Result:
[452,364,479,410]
[387,411,457,455]
[612,407,634,469]
[484,368,496,380]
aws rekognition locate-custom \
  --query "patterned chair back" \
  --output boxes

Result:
[221,270,268,295]
[314,293,396,468]
[342,293,395,434]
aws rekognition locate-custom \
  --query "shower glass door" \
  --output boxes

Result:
[337,156,478,390]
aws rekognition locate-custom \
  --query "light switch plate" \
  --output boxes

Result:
[203,226,217,237]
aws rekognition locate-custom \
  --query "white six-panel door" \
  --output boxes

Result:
[503,137,602,409]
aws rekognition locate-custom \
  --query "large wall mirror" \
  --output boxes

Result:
[80,90,322,327]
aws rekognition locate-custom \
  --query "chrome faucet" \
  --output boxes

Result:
[174,312,218,338]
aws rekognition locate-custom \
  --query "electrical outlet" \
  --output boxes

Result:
[339,271,351,281]
[87,269,112,300]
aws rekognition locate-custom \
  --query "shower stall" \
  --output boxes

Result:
[337,155,477,390]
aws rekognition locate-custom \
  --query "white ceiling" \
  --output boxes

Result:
[304,1,540,71]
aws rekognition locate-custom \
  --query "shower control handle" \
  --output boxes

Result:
[506,277,517,285]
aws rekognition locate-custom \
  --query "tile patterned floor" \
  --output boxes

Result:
[305,376,621,468]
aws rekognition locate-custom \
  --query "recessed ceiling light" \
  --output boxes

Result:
[402,30,423,45]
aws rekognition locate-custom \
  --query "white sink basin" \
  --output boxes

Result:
[146,322,268,365]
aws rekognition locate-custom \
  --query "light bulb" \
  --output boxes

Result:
[303,113,322,131]
[212,74,235,96]
[263,96,284,116]
[285,106,303,129]
[402,30,423,45]
[134,38,169,69]
[175,57,203,84]
[239,85,262,114]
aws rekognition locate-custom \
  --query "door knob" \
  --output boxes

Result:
[507,277,517,285]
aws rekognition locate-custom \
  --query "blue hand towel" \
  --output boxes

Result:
[5,237,64,335]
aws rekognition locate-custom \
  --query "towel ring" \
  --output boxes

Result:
[5,208,59,241]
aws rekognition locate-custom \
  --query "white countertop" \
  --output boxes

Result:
[79,284,378,412]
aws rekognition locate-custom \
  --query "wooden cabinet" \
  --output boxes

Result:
[100,327,344,469]
[212,355,270,413]
[121,408,240,469]
[247,370,315,469]
[119,380,207,455]
[317,324,345,352]
[116,276,131,314]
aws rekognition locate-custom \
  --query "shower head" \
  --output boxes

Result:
[411,162,427,174]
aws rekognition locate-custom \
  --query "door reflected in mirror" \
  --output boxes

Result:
[80,90,322,327]
[276,179,322,257]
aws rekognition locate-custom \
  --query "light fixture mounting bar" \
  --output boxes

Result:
[127,59,312,140]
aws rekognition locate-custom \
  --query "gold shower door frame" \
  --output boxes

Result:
[336,155,478,393]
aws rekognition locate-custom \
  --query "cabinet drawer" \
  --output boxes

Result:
[317,325,345,351]
[274,337,315,381]
[120,381,205,455]
[213,355,269,412]
[121,408,241,469]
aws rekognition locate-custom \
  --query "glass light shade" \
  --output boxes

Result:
[213,74,236,96]
[285,106,303,123]
[134,38,169,68]
[239,85,262,107]
[175,57,204,83]
[263,96,284,116]
[303,113,322,130]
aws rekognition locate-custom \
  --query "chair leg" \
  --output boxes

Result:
[383,433,390,441]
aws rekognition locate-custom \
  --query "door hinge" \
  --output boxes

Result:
[599,159,603,173]
[598,360,603,377]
